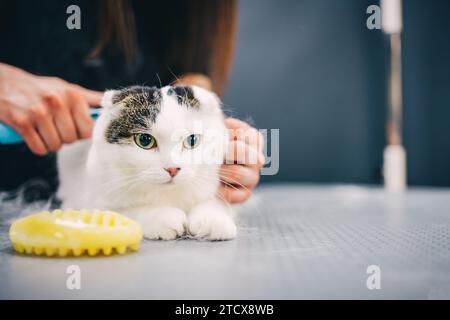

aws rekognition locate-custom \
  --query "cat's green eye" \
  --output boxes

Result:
[183,134,201,149]
[134,133,157,150]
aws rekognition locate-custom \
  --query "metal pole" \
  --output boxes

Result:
[381,0,407,192]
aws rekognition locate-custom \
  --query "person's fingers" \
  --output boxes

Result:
[44,94,77,144]
[65,88,94,139]
[225,118,265,165]
[236,126,264,153]
[22,128,48,156]
[28,104,62,152]
[75,85,103,107]
[230,126,265,166]
[10,113,47,155]
[227,120,257,143]
[219,164,260,188]
[225,140,260,168]
[218,184,252,204]
[224,117,251,131]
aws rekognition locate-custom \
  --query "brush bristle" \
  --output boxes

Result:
[12,242,141,257]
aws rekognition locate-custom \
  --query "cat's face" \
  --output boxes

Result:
[93,85,227,188]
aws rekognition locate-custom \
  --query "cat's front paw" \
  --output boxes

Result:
[136,207,187,240]
[187,203,237,241]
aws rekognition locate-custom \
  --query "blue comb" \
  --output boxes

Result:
[0,108,102,145]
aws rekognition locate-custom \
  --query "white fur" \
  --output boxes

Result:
[57,86,236,240]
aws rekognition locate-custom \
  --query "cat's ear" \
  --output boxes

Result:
[190,86,223,115]
[101,90,118,109]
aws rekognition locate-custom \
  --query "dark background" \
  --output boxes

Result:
[225,0,450,186]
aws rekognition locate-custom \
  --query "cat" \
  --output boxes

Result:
[57,85,237,241]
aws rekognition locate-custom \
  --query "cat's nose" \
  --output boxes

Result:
[164,167,180,178]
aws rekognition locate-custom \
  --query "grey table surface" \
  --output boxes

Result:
[1,184,450,299]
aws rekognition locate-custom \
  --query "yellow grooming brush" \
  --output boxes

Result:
[9,209,143,257]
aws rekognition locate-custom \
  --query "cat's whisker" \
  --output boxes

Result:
[100,179,139,198]
[219,179,242,191]
[93,174,139,189]
[96,170,157,194]
[188,174,249,204]
[218,175,252,191]
[194,170,252,193]
[167,65,182,85]
[155,73,162,88]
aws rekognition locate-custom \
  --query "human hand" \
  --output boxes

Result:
[0,63,103,155]
[219,118,265,203]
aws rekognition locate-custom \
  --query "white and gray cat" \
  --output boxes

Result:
[57,85,236,240]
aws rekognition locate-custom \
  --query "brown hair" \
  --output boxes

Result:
[89,0,237,96]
